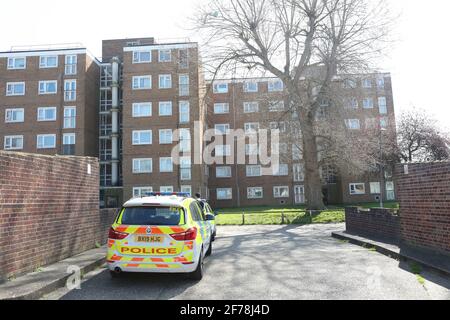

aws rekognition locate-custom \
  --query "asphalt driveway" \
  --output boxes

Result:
[44,224,450,300]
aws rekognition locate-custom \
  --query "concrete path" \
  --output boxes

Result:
[42,224,450,300]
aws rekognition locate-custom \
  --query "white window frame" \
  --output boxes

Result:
[132,130,152,145]
[213,83,228,94]
[159,74,172,89]
[243,81,258,93]
[378,97,387,114]
[159,129,173,145]
[217,188,232,200]
[269,101,285,112]
[216,145,231,156]
[133,187,153,198]
[243,102,259,113]
[179,101,190,123]
[247,187,263,199]
[179,129,191,152]
[363,98,374,109]
[132,102,152,118]
[7,57,26,70]
[214,103,229,114]
[345,119,361,130]
[273,164,289,176]
[246,165,262,177]
[37,134,56,149]
[132,51,152,63]
[245,144,260,156]
[63,106,76,129]
[132,75,152,90]
[349,183,366,195]
[6,82,25,96]
[65,55,77,75]
[362,78,372,88]
[180,156,192,181]
[4,135,23,150]
[215,124,230,135]
[132,158,153,174]
[39,55,58,68]
[181,185,192,196]
[377,77,385,89]
[159,49,172,62]
[179,74,190,96]
[268,79,283,92]
[63,133,76,146]
[5,108,24,123]
[273,186,289,198]
[64,79,77,101]
[293,164,305,182]
[160,186,174,193]
[37,107,57,122]
[39,80,58,95]
[216,166,232,178]
[244,122,259,134]
[159,157,173,173]
[159,101,173,116]
[370,182,381,194]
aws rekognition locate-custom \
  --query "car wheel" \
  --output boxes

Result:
[109,270,120,279]
[212,231,216,242]
[206,241,212,256]
[190,248,204,281]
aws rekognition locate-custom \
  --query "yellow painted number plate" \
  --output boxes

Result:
[135,235,164,243]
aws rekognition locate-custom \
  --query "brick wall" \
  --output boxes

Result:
[345,207,400,242]
[0,151,118,280]
[396,162,450,254]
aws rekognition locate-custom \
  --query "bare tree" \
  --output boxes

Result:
[194,0,393,210]
[397,109,450,162]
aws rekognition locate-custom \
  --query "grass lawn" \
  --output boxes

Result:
[214,202,398,226]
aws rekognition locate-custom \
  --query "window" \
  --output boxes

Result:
[179,74,189,96]
[132,102,152,117]
[132,130,152,145]
[270,122,286,133]
[64,107,76,129]
[362,78,372,88]
[159,101,173,116]
[179,101,190,123]
[39,81,57,95]
[386,181,395,200]
[159,49,171,62]
[244,122,259,134]
[370,182,381,194]
[4,135,23,150]
[37,134,56,149]
[345,97,359,109]
[133,51,152,63]
[5,108,24,123]
[65,55,77,75]
[377,77,385,89]
[345,119,361,130]
[180,157,192,181]
[216,145,231,156]
[349,183,365,195]
[133,187,153,198]
[269,101,285,112]
[268,79,283,92]
[178,49,189,68]
[217,188,232,200]
[248,187,263,199]
[363,98,374,109]
[244,81,258,92]
[365,118,377,129]
[6,82,25,96]
[343,79,357,89]
[245,144,259,156]
[293,164,305,182]
[63,133,76,155]
[378,97,387,114]
[213,82,228,93]
[133,158,153,174]
[37,107,57,121]
[292,144,303,161]
[132,76,152,90]
[216,166,232,178]
[181,185,192,196]
[274,186,289,198]
[319,98,330,107]
[243,102,259,113]
[7,57,26,70]
[39,56,58,68]
[246,165,262,177]
[159,74,172,89]
[159,157,173,172]
[380,117,388,129]
[179,129,191,152]
[273,164,289,176]
[215,124,230,135]
[159,129,173,144]
[214,103,229,114]
[64,80,76,101]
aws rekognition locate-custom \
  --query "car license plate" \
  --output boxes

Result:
[135,235,164,243]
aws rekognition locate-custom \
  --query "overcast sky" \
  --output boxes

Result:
[0,0,449,129]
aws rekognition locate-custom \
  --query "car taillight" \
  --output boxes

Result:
[170,227,197,241]
[108,227,129,240]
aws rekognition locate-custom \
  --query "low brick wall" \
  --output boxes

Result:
[0,151,118,280]
[345,207,401,243]
[396,162,450,254]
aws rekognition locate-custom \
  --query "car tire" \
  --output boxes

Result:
[190,248,204,281]
[109,270,120,279]
[212,232,216,242]
[206,241,212,256]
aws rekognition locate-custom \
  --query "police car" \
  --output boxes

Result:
[107,192,214,280]
[197,199,217,241]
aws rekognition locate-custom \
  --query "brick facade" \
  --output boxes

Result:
[345,207,401,242]
[0,151,117,280]
[396,162,450,254]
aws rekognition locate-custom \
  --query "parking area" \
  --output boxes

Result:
[44,224,450,300]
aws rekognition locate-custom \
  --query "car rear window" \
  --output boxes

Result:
[120,206,182,226]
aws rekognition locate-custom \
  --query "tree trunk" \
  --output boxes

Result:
[301,119,326,210]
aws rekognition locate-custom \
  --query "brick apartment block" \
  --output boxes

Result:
[0,37,397,208]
